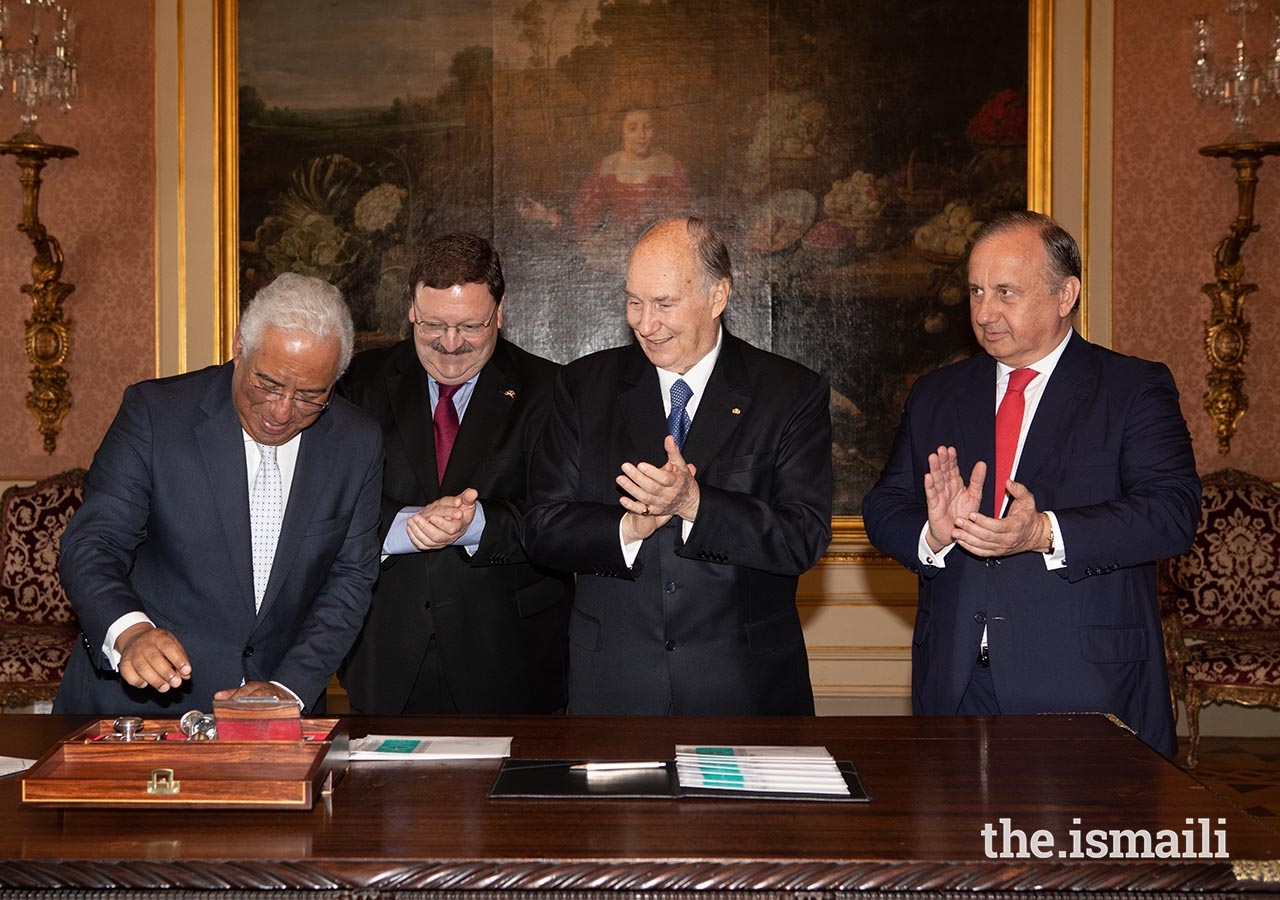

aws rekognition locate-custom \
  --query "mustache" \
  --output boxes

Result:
[429,341,474,356]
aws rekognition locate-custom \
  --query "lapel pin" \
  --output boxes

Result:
[504,390,516,399]
[731,407,741,415]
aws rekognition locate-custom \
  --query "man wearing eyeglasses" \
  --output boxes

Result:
[337,232,573,714]
[55,273,383,717]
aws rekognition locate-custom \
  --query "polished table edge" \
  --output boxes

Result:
[0,856,1277,893]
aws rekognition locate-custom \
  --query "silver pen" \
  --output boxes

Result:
[569,761,668,772]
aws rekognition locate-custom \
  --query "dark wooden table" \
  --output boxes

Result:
[1,713,1278,897]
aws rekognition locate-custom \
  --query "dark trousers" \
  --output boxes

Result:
[957,658,1002,716]
[402,634,459,714]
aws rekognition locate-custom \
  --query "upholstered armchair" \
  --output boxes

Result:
[0,468,85,707]
[1158,468,1280,768]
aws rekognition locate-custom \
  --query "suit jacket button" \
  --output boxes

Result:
[665,581,677,593]
[242,646,253,658]
[974,613,987,624]
[985,559,998,568]
[665,640,676,651]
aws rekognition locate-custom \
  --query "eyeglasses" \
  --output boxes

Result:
[410,300,499,340]
[246,377,331,416]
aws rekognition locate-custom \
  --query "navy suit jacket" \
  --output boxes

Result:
[337,337,573,714]
[54,362,384,716]
[523,331,832,715]
[862,332,1200,757]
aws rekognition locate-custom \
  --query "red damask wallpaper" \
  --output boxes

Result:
[0,0,155,478]
[1114,0,1280,480]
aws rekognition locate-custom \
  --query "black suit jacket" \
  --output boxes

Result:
[523,331,832,715]
[862,332,1200,757]
[338,337,573,714]
[54,362,384,716]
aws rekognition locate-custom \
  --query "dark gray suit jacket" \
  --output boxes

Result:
[524,331,832,715]
[54,362,383,716]
[862,332,1200,758]
[338,338,573,714]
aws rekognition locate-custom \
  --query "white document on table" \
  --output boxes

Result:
[0,756,36,777]
[349,735,512,761]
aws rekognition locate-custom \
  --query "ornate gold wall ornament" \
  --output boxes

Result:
[0,135,79,454]
[1198,141,1280,456]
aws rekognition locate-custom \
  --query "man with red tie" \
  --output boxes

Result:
[338,233,572,714]
[862,210,1200,758]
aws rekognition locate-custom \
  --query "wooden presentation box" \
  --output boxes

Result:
[21,718,347,809]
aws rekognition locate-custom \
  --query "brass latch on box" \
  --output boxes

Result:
[146,768,181,795]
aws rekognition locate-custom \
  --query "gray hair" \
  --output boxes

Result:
[637,216,733,292]
[238,273,355,376]
[686,217,733,292]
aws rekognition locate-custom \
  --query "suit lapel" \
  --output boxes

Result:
[947,357,999,516]
[195,363,258,615]
[680,332,750,471]
[1017,331,1092,489]
[619,344,669,461]
[387,345,440,502]
[442,341,519,493]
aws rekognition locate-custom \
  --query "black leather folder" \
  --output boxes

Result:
[488,759,870,801]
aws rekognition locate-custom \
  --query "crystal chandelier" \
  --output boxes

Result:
[1192,1,1280,140]
[0,0,78,140]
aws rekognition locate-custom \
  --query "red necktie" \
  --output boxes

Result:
[994,367,1037,515]
[434,382,461,483]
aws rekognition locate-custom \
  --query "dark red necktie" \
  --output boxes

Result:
[434,382,461,483]
[993,367,1037,515]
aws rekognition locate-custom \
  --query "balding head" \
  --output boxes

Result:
[625,217,730,374]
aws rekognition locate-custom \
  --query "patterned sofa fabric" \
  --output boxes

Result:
[1160,468,1280,767]
[0,469,85,705]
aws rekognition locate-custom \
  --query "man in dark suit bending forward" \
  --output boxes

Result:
[56,273,383,716]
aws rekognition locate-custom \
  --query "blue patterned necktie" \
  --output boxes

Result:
[249,442,284,612]
[668,378,693,448]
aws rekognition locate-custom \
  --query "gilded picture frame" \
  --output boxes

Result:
[214,0,1053,538]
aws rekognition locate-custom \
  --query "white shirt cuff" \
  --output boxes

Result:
[1042,510,1066,570]
[917,523,955,568]
[620,518,643,568]
[104,612,155,670]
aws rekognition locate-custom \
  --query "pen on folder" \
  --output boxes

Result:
[569,761,669,772]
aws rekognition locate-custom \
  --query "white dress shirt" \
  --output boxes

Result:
[918,329,1073,570]
[621,327,724,564]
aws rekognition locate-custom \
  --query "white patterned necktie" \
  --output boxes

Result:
[249,442,284,612]
[668,378,693,448]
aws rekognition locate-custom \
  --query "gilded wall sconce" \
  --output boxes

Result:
[1199,141,1280,455]
[0,135,77,453]
[0,0,80,453]
[1191,3,1280,454]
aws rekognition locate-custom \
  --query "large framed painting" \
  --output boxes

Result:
[220,0,1049,529]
